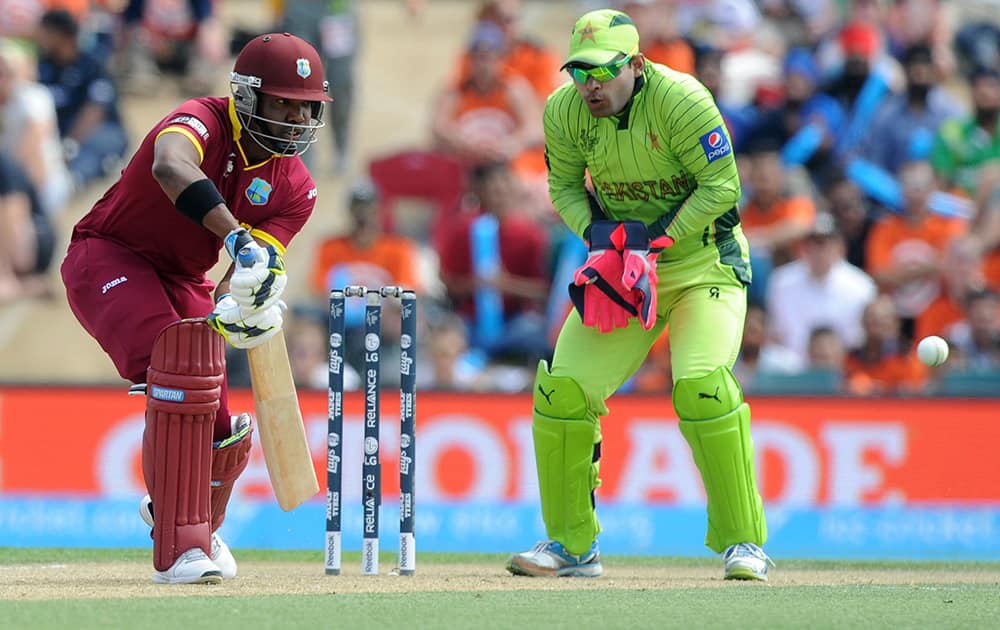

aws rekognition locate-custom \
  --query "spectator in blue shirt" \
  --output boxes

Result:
[35,9,127,190]
[860,44,965,174]
[748,47,845,188]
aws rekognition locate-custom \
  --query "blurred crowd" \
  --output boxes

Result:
[3,0,1000,396]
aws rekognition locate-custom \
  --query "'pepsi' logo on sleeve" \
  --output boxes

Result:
[699,126,732,164]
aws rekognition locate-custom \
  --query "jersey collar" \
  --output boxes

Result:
[612,72,646,131]
[228,97,277,171]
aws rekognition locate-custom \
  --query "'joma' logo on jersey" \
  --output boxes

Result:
[101,276,128,294]
[597,173,694,202]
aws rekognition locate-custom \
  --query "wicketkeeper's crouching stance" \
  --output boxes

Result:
[61,33,331,583]
[506,9,772,581]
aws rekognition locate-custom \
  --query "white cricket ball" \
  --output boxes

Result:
[916,335,949,367]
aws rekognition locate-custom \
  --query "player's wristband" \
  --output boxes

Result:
[175,178,225,224]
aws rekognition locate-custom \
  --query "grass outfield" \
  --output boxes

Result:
[1,549,999,629]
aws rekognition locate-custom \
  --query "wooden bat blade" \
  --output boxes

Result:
[247,332,319,511]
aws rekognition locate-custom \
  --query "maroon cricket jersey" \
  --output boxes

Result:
[71,97,318,278]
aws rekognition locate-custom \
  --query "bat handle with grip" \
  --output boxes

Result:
[225,227,257,265]
[237,247,261,269]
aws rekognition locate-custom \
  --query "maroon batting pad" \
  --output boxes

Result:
[210,427,253,532]
[142,319,225,571]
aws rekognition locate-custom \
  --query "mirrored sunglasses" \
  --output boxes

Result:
[567,55,632,84]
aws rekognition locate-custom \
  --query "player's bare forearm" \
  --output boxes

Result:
[214,265,236,301]
[201,207,243,240]
[152,131,241,238]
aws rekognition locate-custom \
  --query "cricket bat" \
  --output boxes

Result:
[247,332,319,511]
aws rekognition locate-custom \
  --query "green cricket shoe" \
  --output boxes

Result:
[723,542,774,581]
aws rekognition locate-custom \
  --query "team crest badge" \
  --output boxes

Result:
[245,177,272,205]
[296,58,312,78]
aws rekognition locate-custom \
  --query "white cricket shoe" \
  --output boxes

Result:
[152,548,223,585]
[208,530,238,579]
[140,494,238,579]
[506,540,603,577]
[723,542,774,581]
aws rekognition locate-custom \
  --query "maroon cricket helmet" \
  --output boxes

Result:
[230,33,332,155]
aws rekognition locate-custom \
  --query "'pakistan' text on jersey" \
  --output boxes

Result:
[72,97,318,279]
[543,62,750,283]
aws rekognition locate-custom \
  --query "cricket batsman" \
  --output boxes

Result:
[61,33,331,584]
[506,9,771,580]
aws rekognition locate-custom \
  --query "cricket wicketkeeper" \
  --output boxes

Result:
[506,8,771,580]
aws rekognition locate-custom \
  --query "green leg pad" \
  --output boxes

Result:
[532,361,602,556]
[678,403,767,552]
[674,367,766,553]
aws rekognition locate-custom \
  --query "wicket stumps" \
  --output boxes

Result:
[326,285,416,576]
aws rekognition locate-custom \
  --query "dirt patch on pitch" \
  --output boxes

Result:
[1,562,998,601]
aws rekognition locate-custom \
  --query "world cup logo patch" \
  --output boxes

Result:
[296,58,312,78]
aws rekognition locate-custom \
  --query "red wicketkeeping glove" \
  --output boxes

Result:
[619,221,673,330]
[568,221,639,333]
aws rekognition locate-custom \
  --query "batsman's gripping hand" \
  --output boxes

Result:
[620,221,673,330]
[568,221,639,333]
[206,294,284,350]
[225,228,287,312]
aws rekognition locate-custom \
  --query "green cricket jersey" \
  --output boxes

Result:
[543,62,746,271]
[931,115,1000,195]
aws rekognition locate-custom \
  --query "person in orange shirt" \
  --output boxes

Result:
[470,0,561,103]
[740,135,817,262]
[738,132,816,303]
[431,20,542,171]
[310,181,423,391]
[845,294,928,396]
[309,181,422,298]
[865,160,968,328]
[915,235,988,341]
[623,0,695,74]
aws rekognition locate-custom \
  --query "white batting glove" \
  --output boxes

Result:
[229,243,287,312]
[206,294,284,349]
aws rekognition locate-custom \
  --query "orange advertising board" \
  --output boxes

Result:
[0,387,997,506]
